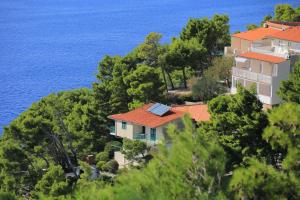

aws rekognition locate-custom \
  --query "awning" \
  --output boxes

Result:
[235,57,248,63]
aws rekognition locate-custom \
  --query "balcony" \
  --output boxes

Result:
[133,133,157,143]
[251,43,289,58]
[289,46,300,53]
[133,133,146,140]
[232,67,272,84]
[109,126,116,136]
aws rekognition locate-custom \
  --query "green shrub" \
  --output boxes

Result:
[35,165,70,197]
[96,151,109,162]
[96,161,106,170]
[178,93,194,102]
[0,191,17,200]
[192,76,226,102]
[102,160,119,173]
[165,93,184,104]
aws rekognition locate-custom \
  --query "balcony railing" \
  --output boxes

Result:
[232,67,272,84]
[133,133,146,140]
[250,46,289,58]
[290,47,300,53]
[133,133,157,143]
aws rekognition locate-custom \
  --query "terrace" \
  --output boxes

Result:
[232,67,272,84]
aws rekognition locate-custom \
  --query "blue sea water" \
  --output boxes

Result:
[0,0,299,133]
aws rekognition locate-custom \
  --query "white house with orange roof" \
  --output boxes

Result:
[227,21,300,106]
[232,52,290,105]
[225,21,300,57]
[109,103,210,144]
[263,26,300,57]
[108,103,185,145]
[108,103,210,168]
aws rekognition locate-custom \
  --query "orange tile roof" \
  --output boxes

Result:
[172,104,210,122]
[239,52,286,63]
[266,26,300,43]
[232,27,281,41]
[109,103,185,128]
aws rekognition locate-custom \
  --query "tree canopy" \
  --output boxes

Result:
[192,76,226,102]
[2,4,300,198]
[0,89,110,197]
[206,86,270,167]
[274,4,300,22]
[180,15,230,59]
[75,117,228,200]
[124,65,165,109]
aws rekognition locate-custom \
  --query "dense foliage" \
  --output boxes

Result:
[76,117,228,200]
[0,89,110,197]
[1,3,300,199]
[206,86,270,167]
[273,4,300,22]
[246,4,300,30]
[192,76,226,102]
[73,86,300,200]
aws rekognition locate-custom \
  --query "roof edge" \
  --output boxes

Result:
[109,114,184,128]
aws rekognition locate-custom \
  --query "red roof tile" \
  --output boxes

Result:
[172,104,210,122]
[267,26,300,43]
[239,52,286,63]
[232,27,281,41]
[108,103,185,128]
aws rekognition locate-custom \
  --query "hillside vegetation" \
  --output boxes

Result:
[0,4,300,200]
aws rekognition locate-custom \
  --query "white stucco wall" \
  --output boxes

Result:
[115,120,134,139]
[114,151,130,169]
[270,60,291,104]
[113,117,183,144]
[231,59,290,105]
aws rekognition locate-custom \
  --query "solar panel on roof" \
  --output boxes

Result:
[148,103,171,116]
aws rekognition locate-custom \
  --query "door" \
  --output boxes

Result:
[150,128,156,142]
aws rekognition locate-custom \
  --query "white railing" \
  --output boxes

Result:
[252,42,272,49]
[232,67,272,84]
[290,47,300,53]
[251,47,288,58]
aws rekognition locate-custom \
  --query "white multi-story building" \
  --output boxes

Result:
[225,21,300,107]
[232,52,290,105]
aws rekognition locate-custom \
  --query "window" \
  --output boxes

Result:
[122,122,127,129]
[150,128,156,141]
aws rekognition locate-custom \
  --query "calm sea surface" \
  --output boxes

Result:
[0,0,299,133]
